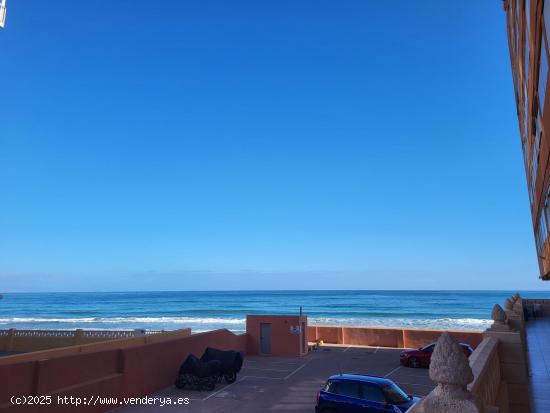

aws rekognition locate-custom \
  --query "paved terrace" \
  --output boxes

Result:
[526,316,550,413]
[113,345,435,413]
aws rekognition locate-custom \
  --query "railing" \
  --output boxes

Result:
[406,337,501,413]
[408,294,530,413]
[13,330,81,337]
[0,329,160,339]
[468,337,501,409]
[522,297,550,308]
[0,328,167,354]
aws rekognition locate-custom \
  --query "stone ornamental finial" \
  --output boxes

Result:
[492,304,506,323]
[428,332,473,386]
[511,294,523,315]
[504,298,514,310]
[489,304,510,331]
[421,332,483,413]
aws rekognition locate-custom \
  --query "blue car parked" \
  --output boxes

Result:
[315,374,420,413]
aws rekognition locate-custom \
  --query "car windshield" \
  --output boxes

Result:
[382,383,411,404]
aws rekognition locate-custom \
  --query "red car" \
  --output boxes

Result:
[399,342,474,368]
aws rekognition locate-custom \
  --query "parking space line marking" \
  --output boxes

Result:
[398,374,433,379]
[202,376,247,401]
[343,346,351,352]
[283,363,307,380]
[373,346,379,354]
[395,381,434,388]
[244,359,303,364]
[243,360,306,367]
[243,375,284,380]
[384,366,402,378]
[241,366,295,372]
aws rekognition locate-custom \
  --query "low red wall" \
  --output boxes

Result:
[0,329,247,413]
[402,329,482,349]
[343,327,405,347]
[311,326,342,344]
[308,325,482,349]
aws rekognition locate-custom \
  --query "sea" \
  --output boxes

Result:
[1,290,548,333]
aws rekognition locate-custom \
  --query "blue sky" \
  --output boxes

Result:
[0,1,544,291]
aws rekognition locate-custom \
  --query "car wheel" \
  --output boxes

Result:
[408,357,420,368]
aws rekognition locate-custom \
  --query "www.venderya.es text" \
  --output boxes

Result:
[11,395,190,407]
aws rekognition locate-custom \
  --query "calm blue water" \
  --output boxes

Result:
[1,290,549,333]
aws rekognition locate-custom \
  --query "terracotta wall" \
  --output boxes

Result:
[0,329,247,413]
[344,327,405,348]
[402,329,482,349]
[308,325,482,349]
[0,329,191,365]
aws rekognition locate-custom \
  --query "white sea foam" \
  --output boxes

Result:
[0,316,491,331]
[309,317,492,330]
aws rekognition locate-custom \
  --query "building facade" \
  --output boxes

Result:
[505,0,550,279]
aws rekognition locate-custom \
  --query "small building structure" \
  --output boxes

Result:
[246,315,308,357]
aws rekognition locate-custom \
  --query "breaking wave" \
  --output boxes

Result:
[0,316,490,331]
[0,317,246,325]
[309,317,491,331]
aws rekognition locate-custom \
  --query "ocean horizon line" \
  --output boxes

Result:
[3,288,548,294]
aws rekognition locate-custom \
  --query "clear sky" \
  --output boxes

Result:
[0,1,544,292]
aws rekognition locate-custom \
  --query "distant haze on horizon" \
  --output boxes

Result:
[1,1,547,292]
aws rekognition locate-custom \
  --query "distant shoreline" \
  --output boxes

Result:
[3,289,549,294]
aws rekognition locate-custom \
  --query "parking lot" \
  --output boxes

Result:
[114,345,435,413]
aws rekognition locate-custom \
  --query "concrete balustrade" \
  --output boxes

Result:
[522,298,550,317]
[408,332,486,413]
[408,293,532,413]
[468,336,507,412]
[0,328,172,353]
[407,334,499,413]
